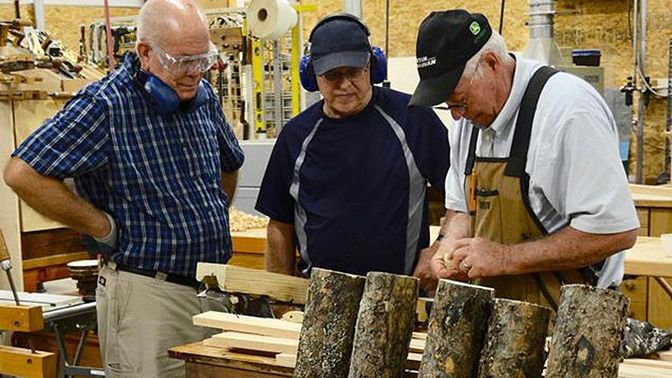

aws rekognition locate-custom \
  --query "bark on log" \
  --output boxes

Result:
[418,280,494,378]
[294,268,366,378]
[477,298,551,377]
[546,284,629,378]
[348,272,419,378]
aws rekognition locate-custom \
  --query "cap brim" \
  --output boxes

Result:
[313,51,370,76]
[409,65,466,107]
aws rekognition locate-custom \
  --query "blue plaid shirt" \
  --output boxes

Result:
[13,54,244,277]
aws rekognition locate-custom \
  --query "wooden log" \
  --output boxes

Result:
[348,272,419,378]
[546,284,629,377]
[418,280,494,378]
[294,268,366,378]
[477,299,551,378]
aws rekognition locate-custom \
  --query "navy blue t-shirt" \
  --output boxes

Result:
[255,87,449,276]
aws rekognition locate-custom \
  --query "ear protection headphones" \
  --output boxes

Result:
[299,13,387,92]
[130,54,208,114]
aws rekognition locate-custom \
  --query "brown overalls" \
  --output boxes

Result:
[463,66,600,309]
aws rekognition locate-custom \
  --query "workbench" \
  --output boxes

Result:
[169,341,672,378]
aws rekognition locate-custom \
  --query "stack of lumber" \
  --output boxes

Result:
[619,351,672,378]
[193,311,672,376]
[193,311,427,370]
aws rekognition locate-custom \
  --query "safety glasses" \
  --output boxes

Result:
[151,42,220,76]
[444,60,481,119]
[321,66,369,83]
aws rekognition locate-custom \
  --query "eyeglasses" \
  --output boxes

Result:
[444,60,481,118]
[320,66,369,83]
[151,42,220,76]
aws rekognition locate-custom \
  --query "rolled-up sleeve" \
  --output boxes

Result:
[12,94,109,179]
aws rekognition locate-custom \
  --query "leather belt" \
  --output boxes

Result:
[104,259,200,289]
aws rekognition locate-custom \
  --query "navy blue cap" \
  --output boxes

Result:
[410,10,492,106]
[310,17,371,76]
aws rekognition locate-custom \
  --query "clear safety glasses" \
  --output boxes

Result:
[151,42,220,76]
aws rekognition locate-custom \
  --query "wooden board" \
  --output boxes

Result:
[273,352,424,371]
[169,341,293,377]
[622,359,672,370]
[0,304,43,332]
[624,237,672,278]
[195,263,308,304]
[649,208,672,236]
[0,345,56,378]
[637,208,650,236]
[274,353,296,368]
[648,277,672,328]
[618,363,672,378]
[13,98,69,232]
[630,184,672,208]
[230,228,267,253]
[193,311,301,339]
[0,100,23,292]
[204,332,298,355]
[620,276,649,321]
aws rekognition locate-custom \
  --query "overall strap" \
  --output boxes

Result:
[505,66,559,177]
[464,126,480,175]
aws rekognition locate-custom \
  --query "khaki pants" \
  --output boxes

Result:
[96,264,227,378]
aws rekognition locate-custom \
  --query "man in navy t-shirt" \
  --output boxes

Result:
[255,13,449,292]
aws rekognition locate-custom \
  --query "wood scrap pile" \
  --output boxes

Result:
[228,207,268,232]
[192,311,427,370]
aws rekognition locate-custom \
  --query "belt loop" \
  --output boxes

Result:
[155,271,168,282]
[108,261,118,271]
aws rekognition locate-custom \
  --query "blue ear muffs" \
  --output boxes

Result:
[370,46,387,85]
[144,75,181,114]
[142,74,208,114]
[299,14,388,92]
[299,54,318,92]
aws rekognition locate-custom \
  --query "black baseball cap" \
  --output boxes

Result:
[409,10,492,107]
[310,16,371,76]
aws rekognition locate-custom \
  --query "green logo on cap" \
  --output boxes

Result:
[469,21,481,35]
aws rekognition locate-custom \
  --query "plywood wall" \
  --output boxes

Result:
[1,0,670,180]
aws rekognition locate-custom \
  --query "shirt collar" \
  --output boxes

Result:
[487,54,537,135]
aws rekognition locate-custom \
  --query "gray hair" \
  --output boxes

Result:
[463,31,509,81]
[136,0,207,47]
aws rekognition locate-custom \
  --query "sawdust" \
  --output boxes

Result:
[229,206,268,232]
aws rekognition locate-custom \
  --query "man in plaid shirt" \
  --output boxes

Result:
[3,0,243,376]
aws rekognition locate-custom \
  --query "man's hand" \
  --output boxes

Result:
[451,237,511,279]
[429,239,469,282]
[81,212,118,256]
[413,246,439,293]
